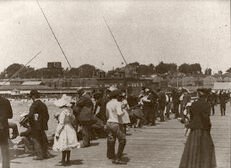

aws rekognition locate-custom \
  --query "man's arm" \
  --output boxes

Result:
[105,104,109,120]
[6,99,13,119]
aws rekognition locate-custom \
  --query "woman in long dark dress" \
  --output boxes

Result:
[179,89,216,168]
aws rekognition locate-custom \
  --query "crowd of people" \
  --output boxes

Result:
[0,86,230,167]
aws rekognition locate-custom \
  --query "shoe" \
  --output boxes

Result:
[33,156,43,160]
[43,152,51,159]
[80,143,90,148]
[65,160,71,165]
[112,159,127,165]
[56,161,66,166]
[107,155,115,160]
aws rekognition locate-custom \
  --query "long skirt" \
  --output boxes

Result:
[179,129,216,168]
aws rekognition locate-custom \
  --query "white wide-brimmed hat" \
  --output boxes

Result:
[54,94,72,107]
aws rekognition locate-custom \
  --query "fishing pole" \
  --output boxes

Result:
[36,0,72,69]
[2,51,41,85]
[89,0,128,66]
[89,0,129,90]
[102,16,128,65]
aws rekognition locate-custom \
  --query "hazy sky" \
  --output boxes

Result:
[0,0,230,73]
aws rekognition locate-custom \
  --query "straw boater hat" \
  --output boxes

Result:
[144,88,150,93]
[54,94,72,107]
[108,86,118,92]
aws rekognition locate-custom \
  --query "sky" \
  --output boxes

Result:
[0,0,230,73]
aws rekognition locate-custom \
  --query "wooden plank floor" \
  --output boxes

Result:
[7,105,231,168]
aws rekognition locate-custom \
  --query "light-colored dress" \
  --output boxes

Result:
[53,107,80,151]
[119,100,131,124]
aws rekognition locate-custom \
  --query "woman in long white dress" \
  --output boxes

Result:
[53,94,80,166]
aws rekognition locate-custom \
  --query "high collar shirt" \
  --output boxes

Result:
[106,99,124,123]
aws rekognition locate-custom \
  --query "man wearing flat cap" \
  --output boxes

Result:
[106,89,127,164]
[28,89,50,160]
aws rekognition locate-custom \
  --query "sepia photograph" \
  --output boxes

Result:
[0,0,230,167]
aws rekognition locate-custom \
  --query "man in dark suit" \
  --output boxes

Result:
[142,88,158,126]
[219,90,227,116]
[0,95,13,168]
[172,89,180,118]
[28,89,49,160]
[158,89,166,122]
[207,90,217,115]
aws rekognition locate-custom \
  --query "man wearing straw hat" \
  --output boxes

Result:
[28,89,50,160]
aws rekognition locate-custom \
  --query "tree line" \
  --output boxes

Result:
[0,62,229,79]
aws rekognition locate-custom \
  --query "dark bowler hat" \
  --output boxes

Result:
[29,89,40,98]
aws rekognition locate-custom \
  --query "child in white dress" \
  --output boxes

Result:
[53,94,80,166]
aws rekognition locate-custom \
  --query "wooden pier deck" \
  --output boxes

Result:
[6,105,231,168]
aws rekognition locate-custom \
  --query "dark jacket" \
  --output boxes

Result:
[127,95,138,107]
[95,96,110,124]
[75,94,94,125]
[0,96,13,142]
[207,93,217,105]
[143,92,158,107]
[219,93,227,105]
[188,98,211,131]
[158,91,166,109]
[28,99,49,131]
[172,90,180,105]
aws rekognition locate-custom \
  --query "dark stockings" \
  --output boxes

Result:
[61,150,71,163]
[66,151,70,163]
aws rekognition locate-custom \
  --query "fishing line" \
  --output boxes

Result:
[2,51,41,85]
